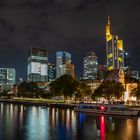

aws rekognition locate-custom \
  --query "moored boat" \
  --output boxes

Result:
[74,104,139,116]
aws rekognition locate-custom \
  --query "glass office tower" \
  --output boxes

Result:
[82,51,98,80]
[27,48,48,82]
[0,68,16,85]
[56,51,74,78]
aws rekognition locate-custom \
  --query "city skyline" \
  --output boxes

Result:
[0,0,140,80]
[1,1,140,140]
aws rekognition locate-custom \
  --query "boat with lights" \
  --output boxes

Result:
[74,104,139,116]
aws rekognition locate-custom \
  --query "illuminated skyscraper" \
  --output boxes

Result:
[48,63,56,82]
[0,68,16,92]
[27,48,48,82]
[56,51,74,78]
[132,71,139,79]
[124,52,132,77]
[0,68,16,85]
[82,51,98,80]
[106,17,124,71]
[98,65,107,80]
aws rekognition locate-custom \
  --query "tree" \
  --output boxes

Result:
[113,81,125,99]
[93,81,111,100]
[18,82,39,97]
[93,80,125,100]
[131,83,140,99]
[49,74,78,99]
[74,82,92,101]
[50,75,92,101]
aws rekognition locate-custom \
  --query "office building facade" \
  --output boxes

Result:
[27,48,48,82]
[0,68,16,85]
[132,71,139,79]
[56,51,74,78]
[48,63,56,82]
[98,65,107,80]
[82,51,98,80]
[123,51,132,77]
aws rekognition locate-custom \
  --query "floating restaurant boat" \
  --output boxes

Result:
[74,104,139,116]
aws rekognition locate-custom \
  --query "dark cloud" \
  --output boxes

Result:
[0,0,140,80]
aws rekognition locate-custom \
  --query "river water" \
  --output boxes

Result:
[0,103,140,140]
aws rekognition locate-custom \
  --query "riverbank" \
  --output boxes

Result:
[1,98,140,110]
[0,98,77,109]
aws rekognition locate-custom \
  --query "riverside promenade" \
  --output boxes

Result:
[0,98,78,109]
[1,97,140,111]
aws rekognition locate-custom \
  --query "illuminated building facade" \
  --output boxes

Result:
[80,79,102,93]
[82,51,98,80]
[132,71,139,79]
[124,52,132,77]
[0,68,16,85]
[124,52,131,70]
[27,48,48,82]
[65,63,75,78]
[56,51,74,78]
[106,17,124,71]
[48,63,56,82]
[98,65,107,80]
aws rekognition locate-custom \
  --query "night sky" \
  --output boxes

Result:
[0,0,140,81]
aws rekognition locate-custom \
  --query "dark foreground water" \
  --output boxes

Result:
[0,103,140,140]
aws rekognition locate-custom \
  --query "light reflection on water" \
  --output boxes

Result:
[0,103,140,140]
[100,115,105,140]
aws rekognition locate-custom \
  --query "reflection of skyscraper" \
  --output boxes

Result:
[27,48,48,82]
[56,51,74,78]
[106,17,124,71]
[82,51,98,80]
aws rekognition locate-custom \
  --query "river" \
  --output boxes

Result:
[0,103,140,140]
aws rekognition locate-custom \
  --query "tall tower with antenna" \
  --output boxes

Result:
[106,16,124,71]
[106,16,112,41]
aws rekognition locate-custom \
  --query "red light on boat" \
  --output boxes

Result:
[101,106,104,109]
[99,105,106,111]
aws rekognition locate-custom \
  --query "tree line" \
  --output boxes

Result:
[17,74,92,101]
[2,74,140,101]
